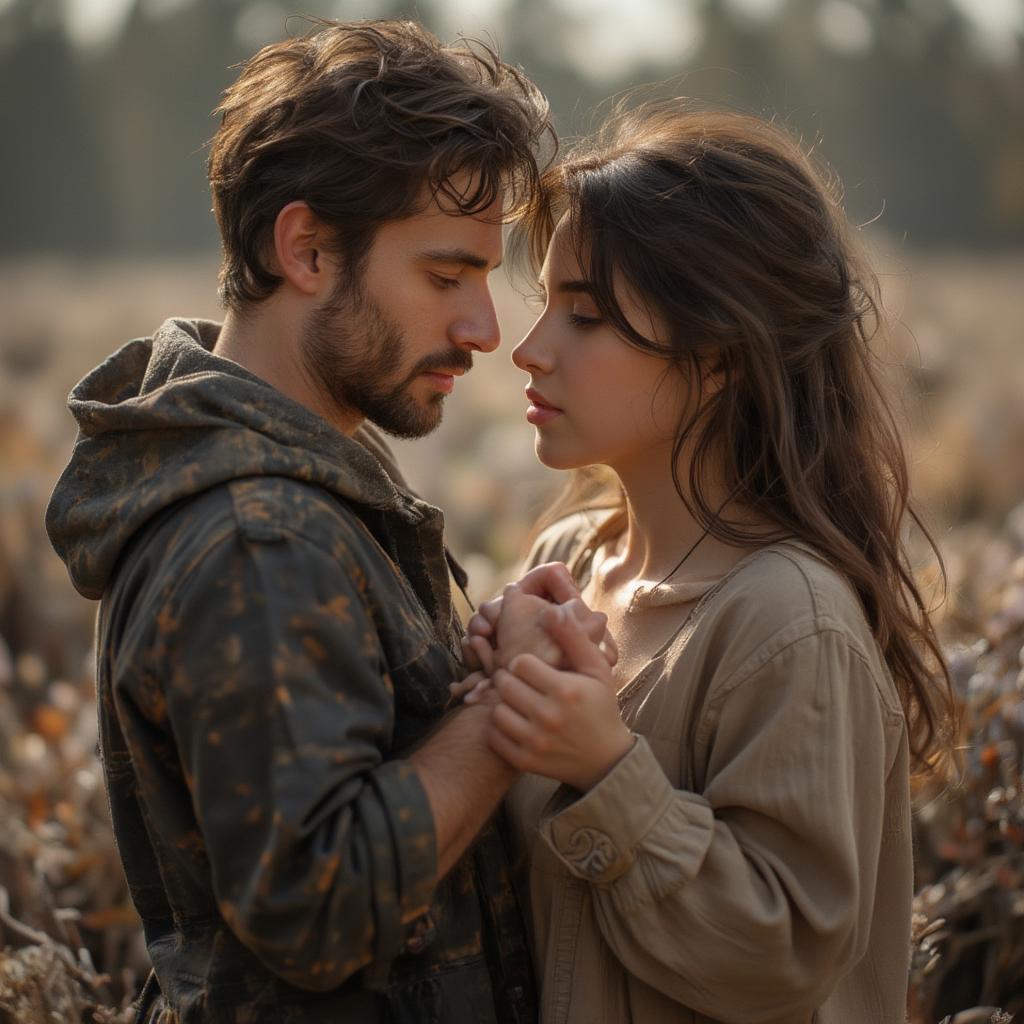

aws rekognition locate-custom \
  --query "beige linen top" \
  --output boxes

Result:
[504,514,912,1024]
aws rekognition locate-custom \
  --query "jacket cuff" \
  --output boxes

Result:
[377,758,438,931]
[539,735,677,884]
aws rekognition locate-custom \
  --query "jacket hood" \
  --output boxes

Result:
[47,317,419,599]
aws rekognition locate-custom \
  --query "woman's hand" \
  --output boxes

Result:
[454,588,618,705]
[495,586,576,669]
[448,670,490,702]
[485,605,634,791]
[491,588,618,672]
[465,561,580,651]
[462,563,618,676]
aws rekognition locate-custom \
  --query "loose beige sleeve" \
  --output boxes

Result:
[518,512,598,577]
[538,626,902,1023]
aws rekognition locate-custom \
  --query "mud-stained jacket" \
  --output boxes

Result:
[45,318,535,1024]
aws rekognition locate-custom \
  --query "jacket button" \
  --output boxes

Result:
[404,911,436,954]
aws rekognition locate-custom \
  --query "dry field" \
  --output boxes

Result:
[0,248,1022,1021]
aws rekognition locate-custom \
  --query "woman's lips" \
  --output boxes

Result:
[525,387,563,425]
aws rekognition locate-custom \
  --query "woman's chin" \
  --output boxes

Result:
[533,436,592,472]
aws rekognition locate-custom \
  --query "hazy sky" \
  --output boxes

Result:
[50,0,1024,70]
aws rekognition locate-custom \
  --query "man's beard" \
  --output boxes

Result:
[300,280,472,440]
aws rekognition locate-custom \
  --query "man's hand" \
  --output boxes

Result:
[461,562,617,676]
[486,607,633,792]
[454,589,617,705]
[495,586,570,669]
[464,561,580,651]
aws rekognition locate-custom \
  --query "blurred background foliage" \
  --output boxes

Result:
[1,0,1023,254]
[1,1,1024,1021]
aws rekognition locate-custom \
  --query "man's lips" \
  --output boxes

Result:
[420,368,466,394]
[525,387,563,425]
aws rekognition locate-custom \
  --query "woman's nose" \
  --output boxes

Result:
[512,316,552,374]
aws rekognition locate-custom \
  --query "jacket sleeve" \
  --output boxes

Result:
[537,627,901,1022]
[147,524,438,991]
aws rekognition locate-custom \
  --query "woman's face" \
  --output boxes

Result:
[512,218,691,473]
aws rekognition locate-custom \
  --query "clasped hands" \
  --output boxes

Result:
[451,563,634,792]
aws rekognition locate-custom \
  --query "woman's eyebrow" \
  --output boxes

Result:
[536,278,595,295]
[557,279,596,294]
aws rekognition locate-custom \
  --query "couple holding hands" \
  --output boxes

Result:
[47,17,954,1024]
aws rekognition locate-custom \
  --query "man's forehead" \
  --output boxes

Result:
[402,189,505,265]
[360,173,505,271]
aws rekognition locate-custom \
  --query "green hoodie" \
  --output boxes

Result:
[46,318,535,1023]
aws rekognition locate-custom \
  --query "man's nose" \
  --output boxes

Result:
[451,292,501,354]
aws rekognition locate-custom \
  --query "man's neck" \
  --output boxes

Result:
[214,304,363,436]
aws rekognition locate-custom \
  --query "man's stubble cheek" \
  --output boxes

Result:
[301,275,453,439]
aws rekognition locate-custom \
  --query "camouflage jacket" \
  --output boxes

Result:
[46,318,536,1024]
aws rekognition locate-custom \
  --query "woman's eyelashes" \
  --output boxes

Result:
[567,311,603,328]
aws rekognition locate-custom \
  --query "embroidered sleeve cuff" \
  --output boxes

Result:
[540,735,679,884]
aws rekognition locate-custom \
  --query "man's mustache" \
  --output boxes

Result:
[411,348,474,377]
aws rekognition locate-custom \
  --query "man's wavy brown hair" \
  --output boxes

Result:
[208,18,553,309]
[518,102,956,774]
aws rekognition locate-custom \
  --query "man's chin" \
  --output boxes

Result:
[368,396,445,440]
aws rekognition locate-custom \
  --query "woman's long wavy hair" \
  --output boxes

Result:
[517,102,955,774]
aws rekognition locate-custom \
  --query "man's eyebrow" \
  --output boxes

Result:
[419,247,501,271]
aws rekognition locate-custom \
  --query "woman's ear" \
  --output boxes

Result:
[272,201,330,297]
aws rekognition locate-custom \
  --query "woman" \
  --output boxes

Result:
[459,105,955,1023]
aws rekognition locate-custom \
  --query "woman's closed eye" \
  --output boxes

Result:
[568,311,603,328]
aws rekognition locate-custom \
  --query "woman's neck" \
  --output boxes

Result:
[598,446,765,594]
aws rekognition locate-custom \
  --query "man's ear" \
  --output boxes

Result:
[272,201,330,297]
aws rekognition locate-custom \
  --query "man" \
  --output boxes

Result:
[46,19,568,1022]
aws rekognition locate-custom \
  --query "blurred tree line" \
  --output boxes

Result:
[0,0,1021,259]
